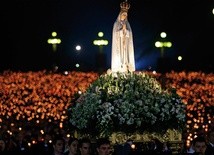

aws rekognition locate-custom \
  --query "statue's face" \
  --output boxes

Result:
[120,12,127,21]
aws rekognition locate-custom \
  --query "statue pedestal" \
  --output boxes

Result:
[110,129,182,144]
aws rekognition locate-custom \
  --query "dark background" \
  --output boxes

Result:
[1,0,214,72]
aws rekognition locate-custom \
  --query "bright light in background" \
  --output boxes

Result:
[155,41,162,48]
[152,70,157,74]
[75,64,80,68]
[178,56,182,61]
[64,71,69,75]
[47,31,61,54]
[47,32,61,44]
[93,32,108,46]
[155,32,172,58]
[52,32,57,37]
[212,8,214,15]
[131,144,135,149]
[160,32,167,38]
[98,32,104,37]
[155,41,172,48]
[93,40,108,46]
[75,45,81,51]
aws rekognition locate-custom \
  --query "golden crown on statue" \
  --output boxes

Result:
[120,0,130,12]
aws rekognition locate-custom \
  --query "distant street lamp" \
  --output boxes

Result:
[75,44,82,70]
[47,32,61,70]
[47,32,61,53]
[178,55,182,61]
[93,32,108,72]
[75,45,81,51]
[155,32,172,58]
[93,32,108,53]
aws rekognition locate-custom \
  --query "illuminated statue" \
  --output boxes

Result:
[111,0,135,73]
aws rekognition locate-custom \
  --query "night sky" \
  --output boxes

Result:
[1,0,214,72]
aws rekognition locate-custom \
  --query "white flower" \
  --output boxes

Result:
[68,72,186,136]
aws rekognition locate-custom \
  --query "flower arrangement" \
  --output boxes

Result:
[68,72,186,137]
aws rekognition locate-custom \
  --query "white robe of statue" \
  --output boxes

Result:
[111,9,135,73]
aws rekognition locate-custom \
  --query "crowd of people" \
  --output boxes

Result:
[0,128,213,155]
[184,130,214,155]
[0,132,104,155]
[0,70,213,155]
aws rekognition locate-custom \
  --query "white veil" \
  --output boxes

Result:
[111,10,135,73]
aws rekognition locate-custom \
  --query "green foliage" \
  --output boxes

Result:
[68,72,186,137]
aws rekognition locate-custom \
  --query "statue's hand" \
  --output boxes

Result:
[122,24,126,30]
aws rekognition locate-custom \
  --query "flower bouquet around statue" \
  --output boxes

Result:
[68,71,186,138]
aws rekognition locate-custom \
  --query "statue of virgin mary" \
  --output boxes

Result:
[111,0,135,73]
